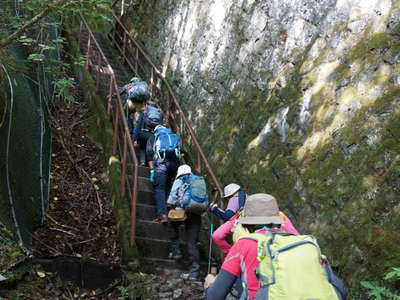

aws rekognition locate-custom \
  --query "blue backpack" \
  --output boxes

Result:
[153,127,181,161]
[180,174,208,214]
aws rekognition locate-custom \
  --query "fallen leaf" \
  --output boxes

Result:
[37,271,46,278]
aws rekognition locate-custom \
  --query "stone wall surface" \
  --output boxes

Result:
[123,0,400,291]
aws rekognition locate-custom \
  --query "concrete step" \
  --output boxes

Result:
[137,176,153,193]
[138,165,150,177]
[139,257,187,271]
[136,220,170,240]
[137,190,154,206]
[126,165,150,177]
[136,203,156,221]
[135,237,199,261]
[136,237,172,259]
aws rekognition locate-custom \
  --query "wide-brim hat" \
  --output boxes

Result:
[223,183,241,198]
[238,193,283,225]
[130,77,141,83]
[176,164,192,178]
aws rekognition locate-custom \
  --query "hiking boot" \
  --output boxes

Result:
[154,215,168,223]
[160,215,168,223]
[181,262,200,281]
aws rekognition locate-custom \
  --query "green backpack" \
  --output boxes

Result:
[240,232,340,300]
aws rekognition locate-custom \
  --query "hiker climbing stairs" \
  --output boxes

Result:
[76,26,208,271]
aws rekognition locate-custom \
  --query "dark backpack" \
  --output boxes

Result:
[144,105,162,130]
[126,81,150,103]
[153,127,181,161]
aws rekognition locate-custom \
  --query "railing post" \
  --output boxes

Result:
[78,21,83,50]
[96,53,101,91]
[150,68,154,96]
[86,36,91,68]
[120,0,125,16]
[197,152,201,174]
[108,76,114,117]
[180,116,184,138]
[165,90,171,123]
[112,109,119,155]
[121,131,128,196]
[111,23,115,43]
[130,154,138,245]
[135,47,138,75]
[123,33,127,57]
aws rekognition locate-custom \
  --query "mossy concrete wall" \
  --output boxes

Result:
[122,0,400,291]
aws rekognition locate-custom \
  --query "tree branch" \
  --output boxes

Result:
[0,0,70,49]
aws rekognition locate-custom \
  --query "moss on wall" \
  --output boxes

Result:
[63,21,138,263]
[121,1,400,295]
[108,157,139,264]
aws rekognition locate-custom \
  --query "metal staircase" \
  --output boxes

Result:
[75,13,222,269]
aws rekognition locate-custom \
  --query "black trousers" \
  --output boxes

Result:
[137,130,152,163]
[170,212,201,263]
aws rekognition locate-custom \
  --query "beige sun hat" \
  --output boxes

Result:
[223,183,241,198]
[238,193,283,225]
[176,164,192,178]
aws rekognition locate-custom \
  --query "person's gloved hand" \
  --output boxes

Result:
[209,202,218,211]
[149,170,155,183]
[204,273,216,289]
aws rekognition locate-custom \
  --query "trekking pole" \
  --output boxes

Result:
[207,214,214,274]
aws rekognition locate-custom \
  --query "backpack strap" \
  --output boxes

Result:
[153,132,162,160]
[238,233,274,287]
[238,189,246,210]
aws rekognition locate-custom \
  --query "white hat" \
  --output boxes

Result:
[223,183,241,198]
[176,164,192,178]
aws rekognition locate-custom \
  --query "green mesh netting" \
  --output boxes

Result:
[0,16,59,248]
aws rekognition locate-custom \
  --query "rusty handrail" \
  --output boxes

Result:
[78,14,139,245]
[109,11,224,199]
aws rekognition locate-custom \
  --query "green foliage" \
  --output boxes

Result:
[0,222,24,270]
[54,77,75,102]
[361,268,400,300]
[116,285,129,300]
[1,0,112,103]
[27,53,45,62]
[74,54,87,67]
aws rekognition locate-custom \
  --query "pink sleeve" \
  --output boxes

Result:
[281,213,300,235]
[212,217,237,254]
[221,241,243,276]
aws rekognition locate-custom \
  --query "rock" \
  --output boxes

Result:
[172,288,183,299]
[158,284,172,292]
[158,291,173,298]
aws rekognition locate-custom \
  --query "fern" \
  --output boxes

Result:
[361,268,400,300]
